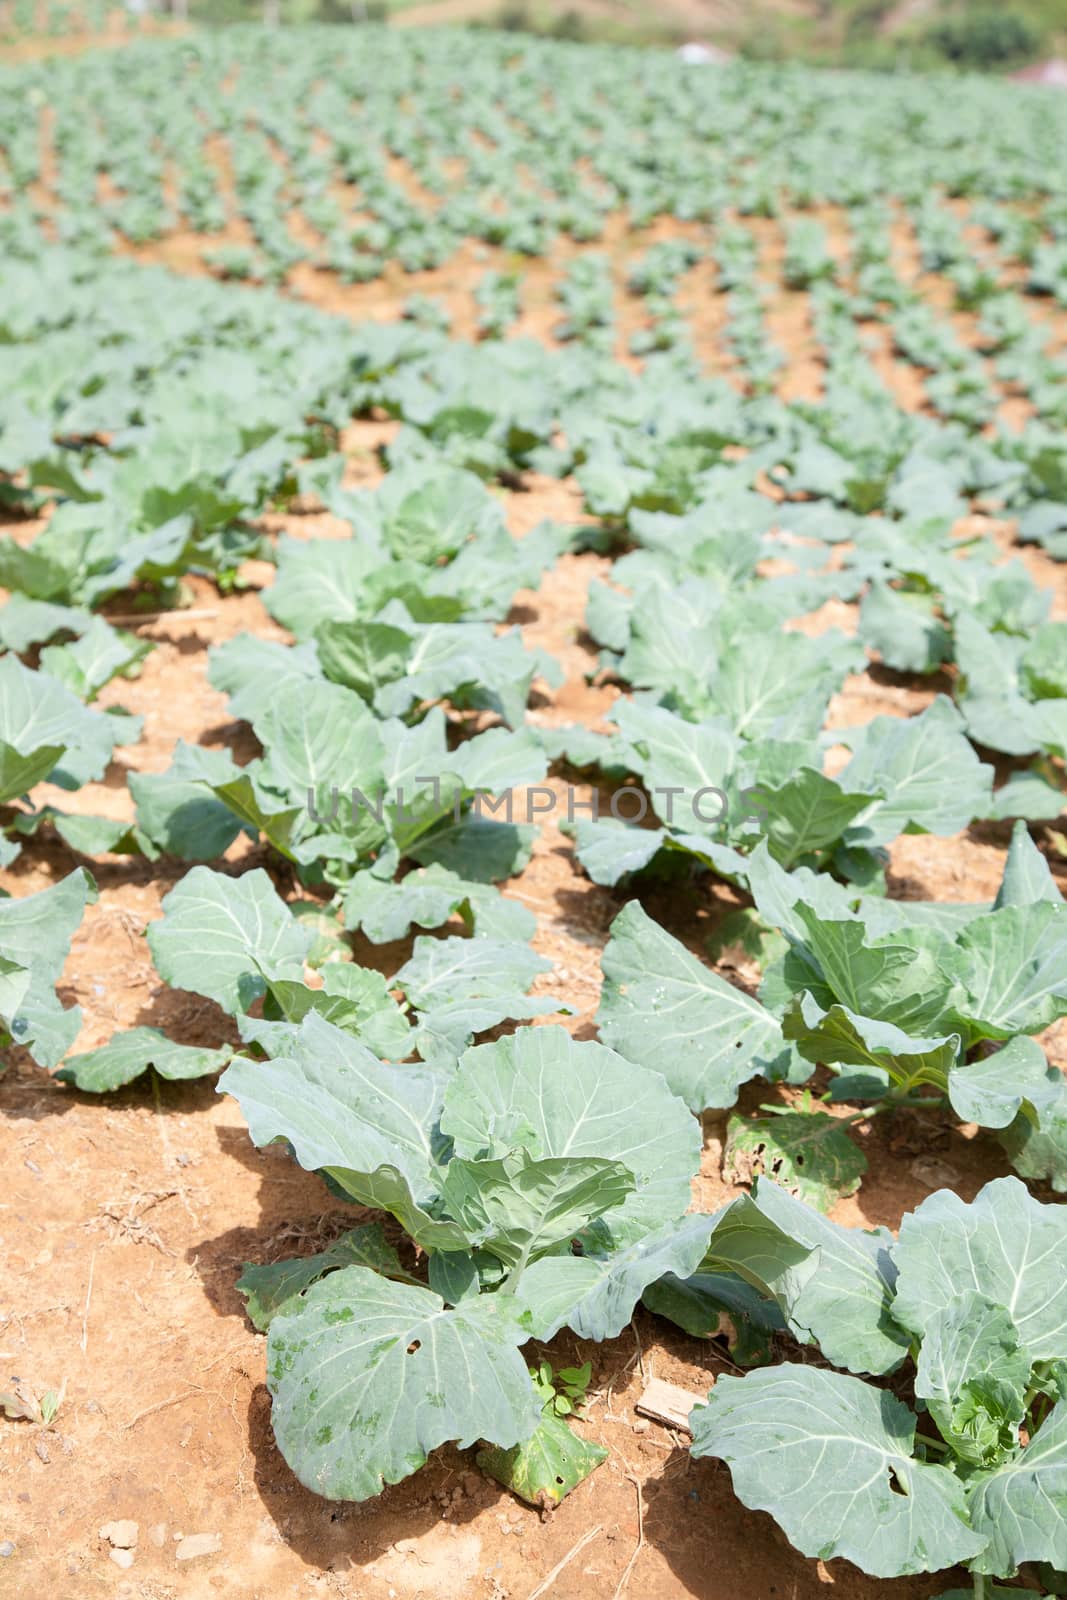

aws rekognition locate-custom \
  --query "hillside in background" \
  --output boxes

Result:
[382,0,1067,69]
[2,0,1065,68]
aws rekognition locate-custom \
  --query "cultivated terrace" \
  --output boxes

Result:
[1,16,1067,1600]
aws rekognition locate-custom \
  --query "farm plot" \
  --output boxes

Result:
[1,24,1067,1600]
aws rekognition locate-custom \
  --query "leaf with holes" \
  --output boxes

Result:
[236,1225,418,1332]
[723,1106,867,1211]
[690,1365,984,1578]
[476,1366,607,1509]
[266,1268,540,1501]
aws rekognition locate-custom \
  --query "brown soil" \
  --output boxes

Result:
[3,70,1067,1600]
[5,486,997,1600]
[0,17,185,64]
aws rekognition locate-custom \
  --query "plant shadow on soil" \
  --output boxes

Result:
[186,1126,558,1575]
[181,1124,709,1584]
[242,1381,502,1576]
[181,1122,969,1598]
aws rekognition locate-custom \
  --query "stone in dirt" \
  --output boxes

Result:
[175,1533,222,1562]
[99,1521,139,1549]
[109,1548,135,1570]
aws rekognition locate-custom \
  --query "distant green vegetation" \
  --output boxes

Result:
[685,0,1061,72]
[184,0,388,23]
[0,0,1061,72]
[819,2,1055,71]
[461,0,1064,70]
[925,10,1038,68]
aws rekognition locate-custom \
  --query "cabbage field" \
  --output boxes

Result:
[2,20,1067,1600]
